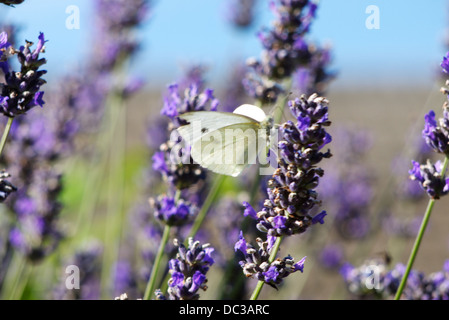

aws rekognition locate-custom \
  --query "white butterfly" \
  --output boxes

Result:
[176,104,274,177]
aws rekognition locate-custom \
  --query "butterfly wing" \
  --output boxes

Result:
[177,111,265,177]
[177,111,257,145]
[190,122,261,177]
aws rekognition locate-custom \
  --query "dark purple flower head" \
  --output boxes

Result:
[161,83,219,127]
[0,170,16,202]
[422,108,449,156]
[150,195,196,227]
[235,234,306,288]
[409,159,449,199]
[254,93,332,237]
[251,0,315,80]
[0,32,47,117]
[320,244,344,269]
[158,238,214,300]
[227,0,257,28]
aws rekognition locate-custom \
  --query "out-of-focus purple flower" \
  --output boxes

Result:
[293,45,335,96]
[341,257,449,300]
[227,0,258,28]
[150,195,197,227]
[242,201,257,220]
[0,32,47,117]
[112,260,137,298]
[93,0,149,71]
[156,238,214,300]
[382,214,421,238]
[441,51,449,74]
[6,168,63,262]
[409,159,449,199]
[53,243,103,300]
[320,244,344,269]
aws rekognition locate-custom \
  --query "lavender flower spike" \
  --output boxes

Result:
[156,238,214,300]
[409,159,449,199]
[235,233,306,289]
[0,32,47,117]
[422,107,449,156]
[0,169,16,202]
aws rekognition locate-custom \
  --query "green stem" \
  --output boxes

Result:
[186,175,225,241]
[143,224,171,300]
[250,236,283,300]
[0,117,13,159]
[394,156,449,300]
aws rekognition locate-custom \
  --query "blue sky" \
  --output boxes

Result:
[1,0,448,89]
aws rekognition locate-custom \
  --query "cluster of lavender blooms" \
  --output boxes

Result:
[0,32,46,118]
[227,0,258,28]
[149,80,219,221]
[341,257,449,300]
[235,232,305,288]
[152,81,219,190]
[294,44,334,96]
[408,56,449,198]
[243,0,333,104]
[0,31,68,263]
[155,238,214,300]
[236,93,332,287]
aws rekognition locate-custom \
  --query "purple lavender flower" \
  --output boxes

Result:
[293,45,335,96]
[156,238,215,300]
[53,243,103,300]
[319,244,344,269]
[227,0,258,28]
[112,260,137,298]
[441,51,449,74]
[255,93,332,237]
[409,159,449,199]
[93,0,149,72]
[235,232,306,289]
[7,168,63,261]
[422,108,449,155]
[0,32,47,117]
[251,0,315,80]
[161,83,219,127]
[0,170,16,202]
[243,0,320,104]
[150,195,197,227]
[154,81,219,190]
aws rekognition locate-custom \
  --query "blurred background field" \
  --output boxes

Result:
[1,0,449,300]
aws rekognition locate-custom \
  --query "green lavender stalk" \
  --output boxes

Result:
[394,156,449,300]
[0,117,13,159]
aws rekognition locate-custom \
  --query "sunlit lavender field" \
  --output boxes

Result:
[0,0,449,301]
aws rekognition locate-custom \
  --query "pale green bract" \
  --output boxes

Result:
[176,104,273,177]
